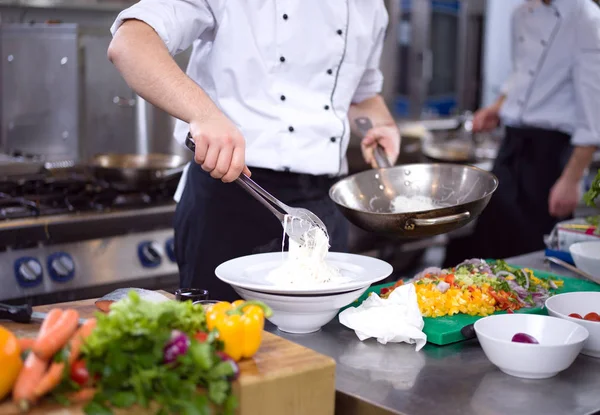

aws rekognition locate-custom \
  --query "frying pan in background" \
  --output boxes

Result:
[88,153,187,188]
[329,118,498,239]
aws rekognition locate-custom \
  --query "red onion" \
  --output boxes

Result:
[163,330,190,364]
[511,333,539,344]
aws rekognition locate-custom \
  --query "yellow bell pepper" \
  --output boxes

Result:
[0,326,22,401]
[205,300,273,362]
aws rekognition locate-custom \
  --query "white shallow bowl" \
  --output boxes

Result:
[546,292,600,358]
[234,286,369,334]
[216,252,392,295]
[474,314,588,379]
[569,241,600,278]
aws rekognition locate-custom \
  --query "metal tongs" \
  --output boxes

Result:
[185,133,328,245]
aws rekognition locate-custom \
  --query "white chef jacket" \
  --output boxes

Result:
[111,0,389,182]
[500,0,600,147]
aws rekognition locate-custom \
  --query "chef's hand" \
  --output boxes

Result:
[549,176,580,218]
[361,125,401,168]
[189,115,251,183]
[472,105,501,133]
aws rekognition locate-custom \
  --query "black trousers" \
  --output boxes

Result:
[173,163,349,301]
[443,126,573,267]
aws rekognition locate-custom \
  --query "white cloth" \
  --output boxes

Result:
[338,283,427,351]
[499,0,600,147]
[110,0,388,177]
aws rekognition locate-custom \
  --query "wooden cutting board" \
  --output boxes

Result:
[0,293,336,415]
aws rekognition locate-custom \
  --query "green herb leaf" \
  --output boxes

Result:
[210,361,234,379]
[109,391,137,408]
[208,380,230,405]
[84,401,113,415]
[584,169,600,207]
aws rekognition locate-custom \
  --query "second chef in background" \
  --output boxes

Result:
[445,0,600,266]
[107,1,401,300]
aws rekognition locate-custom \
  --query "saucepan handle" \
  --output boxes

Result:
[412,211,471,226]
[355,117,392,169]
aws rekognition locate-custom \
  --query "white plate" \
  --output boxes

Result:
[215,252,393,295]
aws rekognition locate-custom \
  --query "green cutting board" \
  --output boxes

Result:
[341,268,600,346]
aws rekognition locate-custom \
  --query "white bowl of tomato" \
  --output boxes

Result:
[545,292,600,358]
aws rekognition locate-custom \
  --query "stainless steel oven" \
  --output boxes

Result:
[390,0,486,119]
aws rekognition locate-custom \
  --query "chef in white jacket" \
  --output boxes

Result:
[445,0,600,265]
[108,1,401,300]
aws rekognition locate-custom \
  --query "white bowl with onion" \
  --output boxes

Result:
[233,286,369,334]
[474,314,588,379]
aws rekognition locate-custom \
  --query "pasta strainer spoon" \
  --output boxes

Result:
[185,133,328,246]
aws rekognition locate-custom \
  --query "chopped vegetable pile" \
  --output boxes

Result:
[380,259,564,318]
[71,291,237,414]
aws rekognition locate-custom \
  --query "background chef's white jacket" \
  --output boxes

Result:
[500,0,600,148]
[111,1,389,203]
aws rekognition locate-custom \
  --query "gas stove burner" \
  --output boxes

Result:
[0,191,40,218]
[0,171,178,221]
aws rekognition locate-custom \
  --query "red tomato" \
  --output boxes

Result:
[194,331,209,342]
[70,360,90,386]
[444,274,455,284]
[584,312,600,322]
[569,313,583,319]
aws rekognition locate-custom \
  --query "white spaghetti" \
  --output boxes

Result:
[266,216,345,286]
[390,195,438,213]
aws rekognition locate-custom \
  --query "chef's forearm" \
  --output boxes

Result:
[348,95,396,135]
[561,146,597,183]
[108,19,220,124]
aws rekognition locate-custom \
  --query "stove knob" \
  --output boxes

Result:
[48,252,75,282]
[165,238,176,263]
[138,241,163,268]
[14,257,43,288]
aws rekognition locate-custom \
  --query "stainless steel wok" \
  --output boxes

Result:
[329,118,498,238]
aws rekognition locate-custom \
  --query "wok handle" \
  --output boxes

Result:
[355,117,392,169]
[412,211,470,227]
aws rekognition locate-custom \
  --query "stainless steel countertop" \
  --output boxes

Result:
[266,251,600,415]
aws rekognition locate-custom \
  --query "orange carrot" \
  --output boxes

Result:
[67,387,96,403]
[37,308,63,337]
[33,309,79,360]
[68,318,97,364]
[33,362,65,398]
[12,353,48,410]
[18,337,35,351]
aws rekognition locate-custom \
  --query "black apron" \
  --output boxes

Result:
[443,126,573,267]
[173,163,349,301]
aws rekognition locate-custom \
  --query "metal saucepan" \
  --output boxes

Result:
[329,118,499,238]
[421,114,475,162]
[88,153,188,187]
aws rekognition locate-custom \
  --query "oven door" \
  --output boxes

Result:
[394,0,485,118]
